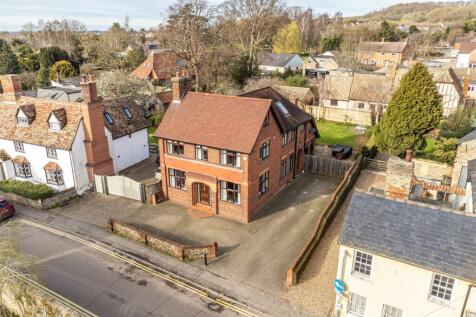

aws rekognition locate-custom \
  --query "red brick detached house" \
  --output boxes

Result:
[156,76,318,223]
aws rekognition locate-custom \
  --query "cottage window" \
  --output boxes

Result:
[220,181,240,204]
[168,168,186,190]
[14,141,24,153]
[429,273,455,302]
[281,133,288,145]
[288,130,296,142]
[348,292,366,316]
[195,145,208,161]
[167,140,184,156]
[259,140,270,160]
[299,124,304,133]
[289,153,295,172]
[280,158,287,177]
[220,150,240,168]
[104,112,114,125]
[17,116,29,126]
[258,171,269,195]
[382,304,403,317]
[262,112,269,127]
[49,121,62,130]
[353,251,373,277]
[358,103,365,109]
[46,147,57,159]
[123,107,133,119]
[45,169,64,185]
[14,163,31,178]
[330,99,338,106]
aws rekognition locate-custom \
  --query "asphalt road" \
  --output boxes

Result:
[14,222,240,317]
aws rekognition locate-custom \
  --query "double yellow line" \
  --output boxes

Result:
[19,217,260,317]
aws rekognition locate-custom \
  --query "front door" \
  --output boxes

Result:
[196,183,210,205]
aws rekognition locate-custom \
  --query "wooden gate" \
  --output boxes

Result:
[363,158,387,172]
[94,175,146,203]
[304,154,353,178]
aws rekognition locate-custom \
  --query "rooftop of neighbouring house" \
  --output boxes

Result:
[131,50,187,80]
[339,192,476,283]
[458,129,476,144]
[257,52,302,67]
[457,42,476,54]
[358,41,409,53]
[156,87,317,154]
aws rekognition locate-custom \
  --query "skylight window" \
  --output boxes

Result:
[275,101,289,116]
[123,107,133,120]
[104,112,114,125]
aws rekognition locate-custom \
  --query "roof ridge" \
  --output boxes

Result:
[190,91,273,104]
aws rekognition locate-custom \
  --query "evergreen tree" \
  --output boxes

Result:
[38,47,69,69]
[375,63,442,156]
[272,22,302,54]
[0,39,21,75]
[126,48,146,70]
[320,35,342,52]
[49,60,77,80]
[36,67,51,87]
[375,20,398,41]
[17,44,39,72]
[230,54,259,87]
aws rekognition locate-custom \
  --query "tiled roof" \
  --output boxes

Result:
[339,192,476,282]
[459,129,476,144]
[0,149,10,161]
[51,108,67,129]
[458,42,476,54]
[156,91,173,105]
[43,161,62,170]
[12,155,28,165]
[36,87,83,102]
[19,104,36,124]
[349,73,394,103]
[428,67,463,95]
[0,96,83,150]
[257,53,302,67]
[272,85,315,104]
[240,87,317,135]
[102,97,150,139]
[358,41,408,53]
[156,92,272,153]
[468,159,476,213]
[321,74,353,100]
[131,50,185,80]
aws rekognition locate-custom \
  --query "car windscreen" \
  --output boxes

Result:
[0,201,9,208]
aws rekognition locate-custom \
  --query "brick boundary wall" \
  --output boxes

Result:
[107,219,217,261]
[0,188,78,210]
[286,154,363,286]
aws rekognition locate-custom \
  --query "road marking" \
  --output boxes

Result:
[18,218,260,317]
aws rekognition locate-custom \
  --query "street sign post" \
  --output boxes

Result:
[334,279,345,294]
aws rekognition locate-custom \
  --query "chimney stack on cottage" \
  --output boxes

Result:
[79,75,114,182]
[172,70,192,102]
[385,156,414,200]
[0,74,22,102]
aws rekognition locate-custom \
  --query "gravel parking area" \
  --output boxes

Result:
[284,171,386,317]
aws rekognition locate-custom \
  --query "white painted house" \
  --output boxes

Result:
[257,52,303,74]
[0,75,150,194]
[456,43,476,68]
[336,192,476,317]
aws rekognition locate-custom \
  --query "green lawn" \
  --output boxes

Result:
[316,120,359,147]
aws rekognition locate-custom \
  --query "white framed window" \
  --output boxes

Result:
[168,168,186,190]
[281,133,288,145]
[382,304,403,317]
[48,121,62,130]
[46,147,57,159]
[195,145,208,161]
[167,140,184,155]
[429,273,455,302]
[220,181,240,204]
[352,251,373,277]
[14,141,24,153]
[259,140,270,160]
[17,116,29,126]
[280,157,287,177]
[14,163,31,178]
[330,99,338,106]
[220,150,240,168]
[348,292,366,316]
[45,169,64,185]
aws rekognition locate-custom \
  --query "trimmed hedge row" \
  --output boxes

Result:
[0,180,56,200]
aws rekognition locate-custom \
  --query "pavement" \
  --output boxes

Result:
[48,173,340,295]
[12,206,313,317]
[284,171,386,317]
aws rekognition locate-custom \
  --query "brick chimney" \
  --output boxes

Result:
[171,70,192,102]
[385,156,414,200]
[80,75,114,182]
[0,74,22,102]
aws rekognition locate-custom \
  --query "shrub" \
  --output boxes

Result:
[285,75,309,87]
[0,180,56,200]
[49,60,77,80]
[430,137,458,164]
[150,113,163,127]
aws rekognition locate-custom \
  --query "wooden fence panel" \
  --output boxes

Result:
[304,154,353,178]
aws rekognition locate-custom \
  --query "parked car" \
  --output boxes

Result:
[331,144,353,160]
[0,197,15,221]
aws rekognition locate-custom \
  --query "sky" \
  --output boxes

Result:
[0,0,460,32]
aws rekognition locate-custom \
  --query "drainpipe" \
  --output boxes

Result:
[293,128,298,179]
[460,284,475,317]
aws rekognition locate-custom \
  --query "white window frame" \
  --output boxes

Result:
[167,140,184,156]
[14,163,32,178]
[45,169,64,185]
[46,147,57,159]
[220,150,240,168]
[48,121,62,131]
[17,116,29,126]
[195,145,208,161]
[168,168,186,190]
[14,141,24,153]
[352,250,373,278]
[348,292,366,317]
[429,273,455,303]
[382,304,403,317]
[220,181,240,205]
[259,140,270,161]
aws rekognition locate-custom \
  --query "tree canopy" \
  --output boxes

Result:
[49,60,77,80]
[272,22,302,54]
[38,46,69,69]
[0,39,21,75]
[375,62,442,156]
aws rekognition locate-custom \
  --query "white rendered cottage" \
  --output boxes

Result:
[0,75,150,194]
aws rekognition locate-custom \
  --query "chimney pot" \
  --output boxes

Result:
[405,148,413,162]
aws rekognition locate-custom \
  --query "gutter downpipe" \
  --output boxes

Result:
[460,284,475,317]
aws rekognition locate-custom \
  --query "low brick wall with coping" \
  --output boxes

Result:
[0,188,78,210]
[286,154,363,286]
[107,219,217,261]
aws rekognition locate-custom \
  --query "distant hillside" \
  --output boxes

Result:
[352,1,476,24]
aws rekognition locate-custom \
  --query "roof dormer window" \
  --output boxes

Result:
[48,114,62,131]
[104,112,114,125]
[16,104,36,127]
[123,107,133,120]
[16,109,30,126]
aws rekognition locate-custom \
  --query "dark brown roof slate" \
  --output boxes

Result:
[156,92,272,154]
[102,97,150,139]
[18,104,36,124]
[51,108,67,129]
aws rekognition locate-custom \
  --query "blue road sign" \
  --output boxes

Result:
[334,279,345,294]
